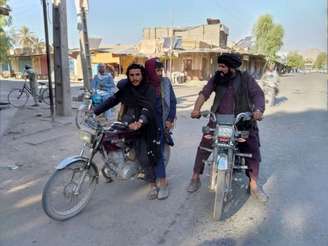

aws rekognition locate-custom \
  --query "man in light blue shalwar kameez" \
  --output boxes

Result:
[91,63,116,121]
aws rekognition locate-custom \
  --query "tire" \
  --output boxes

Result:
[75,108,89,129]
[41,88,50,105]
[8,88,29,108]
[42,160,97,221]
[213,170,226,221]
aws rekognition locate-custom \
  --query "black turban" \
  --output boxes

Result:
[217,53,242,68]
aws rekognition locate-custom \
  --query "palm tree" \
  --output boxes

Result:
[17,26,35,48]
[32,37,45,53]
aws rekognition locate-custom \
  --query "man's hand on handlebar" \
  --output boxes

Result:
[252,110,263,121]
[128,121,142,131]
[191,110,201,119]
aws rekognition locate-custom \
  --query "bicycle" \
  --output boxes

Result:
[8,80,52,108]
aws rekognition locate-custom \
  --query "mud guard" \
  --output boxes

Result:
[56,155,99,181]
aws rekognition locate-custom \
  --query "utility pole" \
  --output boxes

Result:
[41,0,55,121]
[53,0,72,116]
[75,0,92,91]
[169,10,174,82]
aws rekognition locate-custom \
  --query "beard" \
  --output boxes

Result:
[213,70,233,86]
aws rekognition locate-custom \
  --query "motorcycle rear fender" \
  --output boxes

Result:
[56,155,99,178]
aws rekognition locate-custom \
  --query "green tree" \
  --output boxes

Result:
[313,52,327,69]
[0,0,12,63]
[287,52,304,69]
[253,15,284,62]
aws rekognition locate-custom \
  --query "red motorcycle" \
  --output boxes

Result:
[42,118,170,221]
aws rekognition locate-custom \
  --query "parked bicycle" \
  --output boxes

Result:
[8,80,51,108]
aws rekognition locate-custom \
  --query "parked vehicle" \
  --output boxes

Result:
[7,80,51,107]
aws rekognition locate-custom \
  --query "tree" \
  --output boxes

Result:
[32,37,45,52]
[0,0,12,63]
[287,52,304,69]
[16,26,36,48]
[313,52,327,69]
[253,15,284,62]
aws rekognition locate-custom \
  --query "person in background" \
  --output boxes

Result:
[261,63,280,107]
[24,64,39,106]
[91,63,116,120]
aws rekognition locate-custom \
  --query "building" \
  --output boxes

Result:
[69,39,148,80]
[139,18,230,81]
[143,18,229,49]
[1,47,54,79]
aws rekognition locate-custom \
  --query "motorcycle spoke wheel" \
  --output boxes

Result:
[42,161,97,221]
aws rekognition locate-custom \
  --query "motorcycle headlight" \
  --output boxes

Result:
[79,130,94,144]
[218,126,233,138]
[216,153,228,170]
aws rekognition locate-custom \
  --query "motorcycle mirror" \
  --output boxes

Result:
[201,110,210,118]
[202,126,210,134]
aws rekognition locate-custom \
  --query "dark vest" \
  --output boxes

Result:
[211,71,252,115]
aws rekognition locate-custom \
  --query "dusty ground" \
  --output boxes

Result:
[0,73,327,246]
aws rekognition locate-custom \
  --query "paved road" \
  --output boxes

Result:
[0,73,327,246]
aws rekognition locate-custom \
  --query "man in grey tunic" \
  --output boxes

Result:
[24,64,39,106]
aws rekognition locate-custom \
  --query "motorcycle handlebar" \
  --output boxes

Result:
[200,111,253,124]
[235,112,252,124]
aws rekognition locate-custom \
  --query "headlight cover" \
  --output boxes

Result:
[79,130,94,144]
[218,125,233,138]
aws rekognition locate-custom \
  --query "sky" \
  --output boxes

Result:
[7,0,327,53]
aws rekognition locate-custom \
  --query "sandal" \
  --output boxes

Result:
[147,186,158,200]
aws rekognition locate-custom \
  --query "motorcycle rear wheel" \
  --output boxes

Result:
[213,170,226,221]
[42,160,97,221]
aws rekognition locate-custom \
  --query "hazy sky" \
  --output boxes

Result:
[8,0,327,52]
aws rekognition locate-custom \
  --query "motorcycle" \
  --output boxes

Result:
[42,117,170,221]
[199,111,253,220]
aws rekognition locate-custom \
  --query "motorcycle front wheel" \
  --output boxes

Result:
[75,107,89,129]
[213,170,226,221]
[42,160,97,221]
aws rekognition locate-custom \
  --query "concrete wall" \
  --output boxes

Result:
[175,25,220,45]
[239,54,266,79]
[143,27,174,40]
[143,23,229,48]
[92,52,120,64]
[170,53,218,81]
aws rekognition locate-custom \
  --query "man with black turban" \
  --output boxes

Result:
[187,53,268,203]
